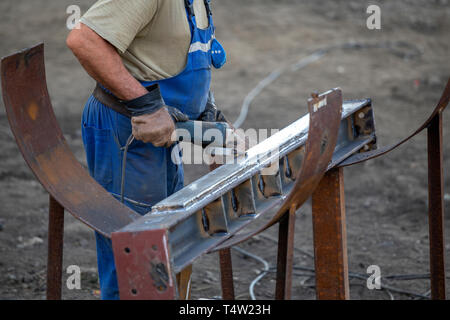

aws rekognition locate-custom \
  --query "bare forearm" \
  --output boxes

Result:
[66,23,147,100]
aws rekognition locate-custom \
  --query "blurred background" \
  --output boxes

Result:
[0,0,448,299]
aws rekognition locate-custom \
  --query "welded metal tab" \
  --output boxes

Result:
[1,44,140,237]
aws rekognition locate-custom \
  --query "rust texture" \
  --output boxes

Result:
[46,196,64,300]
[112,229,177,300]
[312,167,349,300]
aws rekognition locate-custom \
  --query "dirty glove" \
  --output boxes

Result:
[125,85,175,147]
[123,84,165,117]
[131,108,175,148]
[198,91,228,123]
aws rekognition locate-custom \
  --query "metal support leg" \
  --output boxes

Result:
[46,195,64,300]
[312,167,349,300]
[209,163,236,301]
[427,112,446,300]
[219,248,235,300]
[275,206,296,300]
[176,265,193,300]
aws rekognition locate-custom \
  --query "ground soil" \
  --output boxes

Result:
[0,0,449,300]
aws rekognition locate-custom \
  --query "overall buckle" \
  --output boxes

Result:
[184,0,195,17]
[204,0,213,16]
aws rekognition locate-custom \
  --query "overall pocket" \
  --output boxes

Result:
[82,125,114,190]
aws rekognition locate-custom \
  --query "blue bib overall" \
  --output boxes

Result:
[81,0,222,299]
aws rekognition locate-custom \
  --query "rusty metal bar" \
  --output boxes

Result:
[46,195,64,300]
[219,248,235,300]
[1,44,140,238]
[275,206,296,300]
[427,112,446,300]
[312,167,349,300]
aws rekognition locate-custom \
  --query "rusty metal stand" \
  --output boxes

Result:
[275,206,296,300]
[312,167,349,300]
[427,112,446,300]
[176,265,193,300]
[219,248,235,300]
[46,195,64,300]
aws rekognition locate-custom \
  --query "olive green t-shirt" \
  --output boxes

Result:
[80,0,210,81]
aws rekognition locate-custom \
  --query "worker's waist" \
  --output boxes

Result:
[92,84,133,118]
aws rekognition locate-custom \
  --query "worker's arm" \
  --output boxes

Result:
[66,23,175,147]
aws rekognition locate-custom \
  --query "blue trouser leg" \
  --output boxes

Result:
[81,96,184,300]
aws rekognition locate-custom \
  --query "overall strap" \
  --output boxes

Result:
[184,0,196,34]
[184,0,195,17]
[204,0,212,16]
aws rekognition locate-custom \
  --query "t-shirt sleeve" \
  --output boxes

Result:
[80,0,158,53]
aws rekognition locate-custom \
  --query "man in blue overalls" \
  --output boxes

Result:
[67,0,227,300]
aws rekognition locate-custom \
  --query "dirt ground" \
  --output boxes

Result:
[0,0,449,300]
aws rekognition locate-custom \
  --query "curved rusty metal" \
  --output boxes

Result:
[212,89,343,251]
[1,43,140,237]
[338,78,450,167]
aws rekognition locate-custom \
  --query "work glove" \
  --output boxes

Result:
[125,84,179,148]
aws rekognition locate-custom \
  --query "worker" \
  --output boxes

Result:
[66,0,228,300]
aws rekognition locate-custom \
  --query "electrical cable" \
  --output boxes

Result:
[120,134,135,203]
[233,40,421,128]
[232,247,270,300]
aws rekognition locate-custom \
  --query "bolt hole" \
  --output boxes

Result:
[124,247,131,254]
[131,288,137,295]
[152,245,158,251]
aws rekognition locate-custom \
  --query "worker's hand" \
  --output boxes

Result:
[198,91,228,123]
[131,107,176,147]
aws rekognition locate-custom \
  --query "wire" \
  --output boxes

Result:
[233,40,422,128]
[120,134,135,203]
[233,246,439,300]
[232,247,270,300]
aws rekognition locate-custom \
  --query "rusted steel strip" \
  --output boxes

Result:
[46,196,64,300]
[1,44,140,237]
[275,205,296,300]
[427,112,446,300]
[338,78,450,167]
[312,167,349,300]
[219,248,235,300]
